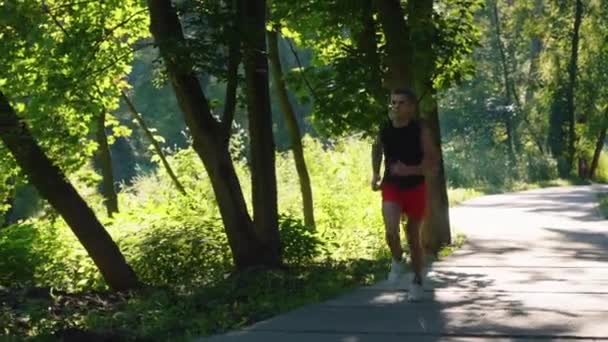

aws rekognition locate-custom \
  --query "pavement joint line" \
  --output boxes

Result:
[361,289,608,295]
[315,304,608,313]
[429,265,608,269]
[247,329,608,340]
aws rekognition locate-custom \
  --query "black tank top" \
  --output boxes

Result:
[380,119,425,189]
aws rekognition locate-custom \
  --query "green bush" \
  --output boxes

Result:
[278,214,324,265]
[593,151,608,183]
[0,221,105,292]
[598,194,608,218]
[0,135,391,293]
[443,139,521,188]
[526,153,559,182]
[2,135,486,339]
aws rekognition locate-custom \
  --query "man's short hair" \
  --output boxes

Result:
[391,88,418,104]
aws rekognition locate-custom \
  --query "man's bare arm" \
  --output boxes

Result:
[371,134,383,190]
[372,135,383,177]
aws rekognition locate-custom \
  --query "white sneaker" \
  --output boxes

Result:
[407,276,424,302]
[387,259,405,283]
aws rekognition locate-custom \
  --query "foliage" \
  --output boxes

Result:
[3,0,607,339]
[0,0,150,216]
[0,134,481,339]
[271,0,483,137]
[598,193,608,219]
[594,151,608,183]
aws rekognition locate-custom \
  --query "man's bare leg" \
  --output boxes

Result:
[382,202,403,260]
[405,218,423,281]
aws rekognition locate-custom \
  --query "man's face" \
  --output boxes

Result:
[390,94,415,120]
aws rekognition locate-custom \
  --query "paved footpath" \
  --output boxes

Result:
[204,184,608,341]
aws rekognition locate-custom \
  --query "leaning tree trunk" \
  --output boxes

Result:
[147,0,282,268]
[408,0,451,253]
[267,28,315,229]
[590,112,608,179]
[0,91,140,291]
[95,110,119,217]
[121,92,186,195]
[240,0,282,260]
[565,0,583,174]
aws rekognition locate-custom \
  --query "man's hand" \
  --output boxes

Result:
[389,161,421,176]
[371,173,381,191]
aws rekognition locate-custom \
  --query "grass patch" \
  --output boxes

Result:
[0,222,468,340]
[448,188,484,206]
[1,259,390,340]
[1,239,466,341]
[438,233,467,258]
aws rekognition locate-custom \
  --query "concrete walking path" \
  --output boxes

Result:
[204,184,608,341]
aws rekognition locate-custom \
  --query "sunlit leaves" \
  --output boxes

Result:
[0,0,149,173]
[269,0,483,137]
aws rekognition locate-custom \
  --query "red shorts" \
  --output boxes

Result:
[381,182,427,220]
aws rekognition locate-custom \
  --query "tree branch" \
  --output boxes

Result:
[285,37,321,105]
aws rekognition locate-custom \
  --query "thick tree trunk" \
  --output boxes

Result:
[121,92,186,195]
[408,0,451,254]
[0,92,140,291]
[565,0,583,173]
[240,0,281,260]
[268,28,315,228]
[356,0,385,106]
[373,0,413,89]
[95,111,119,217]
[147,0,281,268]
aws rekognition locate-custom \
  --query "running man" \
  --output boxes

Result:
[371,88,439,301]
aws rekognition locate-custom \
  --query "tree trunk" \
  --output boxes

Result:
[408,0,451,254]
[373,0,413,89]
[522,0,545,154]
[420,101,452,253]
[590,113,608,179]
[491,0,517,162]
[121,92,186,195]
[240,0,282,260]
[220,22,241,139]
[524,0,543,107]
[565,0,583,174]
[267,28,315,228]
[356,0,385,106]
[146,0,281,268]
[95,111,119,217]
[0,91,140,291]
